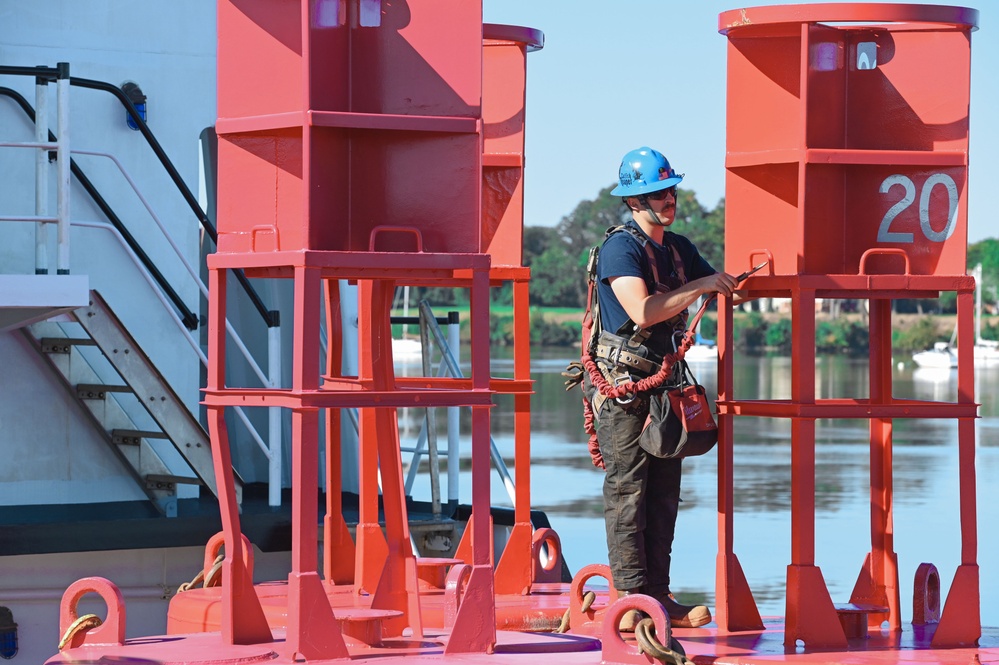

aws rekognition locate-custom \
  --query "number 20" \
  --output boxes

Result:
[877,173,959,243]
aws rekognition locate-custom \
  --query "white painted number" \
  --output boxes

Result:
[919,173,959,242]
[878,175,915,243]
[878,173,959,243]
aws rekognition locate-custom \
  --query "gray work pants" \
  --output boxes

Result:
[594,390,682,596]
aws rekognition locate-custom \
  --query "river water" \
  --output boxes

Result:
[401,349,999,627]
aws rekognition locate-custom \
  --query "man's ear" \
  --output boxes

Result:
[624,196,640,211]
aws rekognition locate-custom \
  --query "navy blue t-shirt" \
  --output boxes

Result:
[596,221,715,352]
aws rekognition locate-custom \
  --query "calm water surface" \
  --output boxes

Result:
[401,350,999,626]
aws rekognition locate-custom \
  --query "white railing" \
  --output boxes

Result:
[0,71,71,274]
[72,219,274,478]
[68,146,284,504]
[318,299,514,515]
[407,301,517,509]
[0,71,283,504]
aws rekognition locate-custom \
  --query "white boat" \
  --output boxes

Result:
[976,338,999,364]
[910,340,999,369]
[911,264,998,369]
[685,341,719,362]
[683,331,718,362]
[912,341,959,369]
[392,337,424,358]
[972,263,999,364]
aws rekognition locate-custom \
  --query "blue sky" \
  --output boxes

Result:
[482,1,997,244]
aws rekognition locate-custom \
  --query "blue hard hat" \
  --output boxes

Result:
[610,146,684,197]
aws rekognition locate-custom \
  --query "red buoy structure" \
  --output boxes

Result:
[715,2,980,650]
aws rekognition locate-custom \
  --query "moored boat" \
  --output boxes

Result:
[912,342,959,369]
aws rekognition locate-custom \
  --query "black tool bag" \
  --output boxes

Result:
[639,360,718,459]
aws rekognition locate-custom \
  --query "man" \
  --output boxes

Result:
[591,146,737,629]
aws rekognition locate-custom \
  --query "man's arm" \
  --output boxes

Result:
[609,272,738,329]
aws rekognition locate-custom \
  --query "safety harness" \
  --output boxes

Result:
[564,225,711,468]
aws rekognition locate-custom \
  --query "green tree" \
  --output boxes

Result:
[554,184,630,253]
[529,246,585,307]
[968,238,999,275]
[523,226,560,266]
[765,318,793,351]
[734,311,767,351]
[969,238,999,308]
[672,191,724,270]
[892,316,942,352]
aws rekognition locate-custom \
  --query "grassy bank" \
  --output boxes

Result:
[421,307,995,355]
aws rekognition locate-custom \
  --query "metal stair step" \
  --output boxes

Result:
[25,290,240,510]
[40,337,98,354]
[111,429,169,446]
[77,383,133,400]
[75,291,233,501]
[145,474,205,490]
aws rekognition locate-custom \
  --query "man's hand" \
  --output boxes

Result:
[702,272,739,298]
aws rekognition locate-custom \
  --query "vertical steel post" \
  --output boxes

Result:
[55,62,70,274]
[862,297,901,629]
[715,293,762,632]
[34,76,49,275]
[447,316,460,505]
[494,276,534,594]
[285,264,347,659]
[207,266,271,645]
[268,323,282,507]
[784,287,845,648]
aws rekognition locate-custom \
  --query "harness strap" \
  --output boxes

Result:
[595,343,660,376]
[617,226,689,335]
[582,245,600,354]
[574,226,711,468]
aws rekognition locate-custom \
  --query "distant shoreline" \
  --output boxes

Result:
[393,307,990,355]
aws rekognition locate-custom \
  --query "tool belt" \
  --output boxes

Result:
[594,330,663,379]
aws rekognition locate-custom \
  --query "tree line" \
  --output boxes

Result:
[523,186,725,308]
[411,184,999,346]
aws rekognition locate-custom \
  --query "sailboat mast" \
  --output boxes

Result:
[975,263,983,345]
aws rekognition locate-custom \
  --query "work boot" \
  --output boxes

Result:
[656,592,711,628]
[617,589,644,632]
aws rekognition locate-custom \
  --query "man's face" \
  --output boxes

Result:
[641,187,677,226]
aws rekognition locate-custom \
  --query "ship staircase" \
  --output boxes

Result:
[0,63,279,526]
[22,290,232,515]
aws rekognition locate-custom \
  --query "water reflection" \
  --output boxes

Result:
[398,347,999,626]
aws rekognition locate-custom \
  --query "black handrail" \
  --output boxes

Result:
[68,75,277,328]
[0,64,64,80]
[0,63,278,328]
[0,85,199,330]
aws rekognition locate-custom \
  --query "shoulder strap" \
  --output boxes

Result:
[662,233,687,286]
[618,225,689,291]
[613,225,660,287]
[581,243,601,353]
